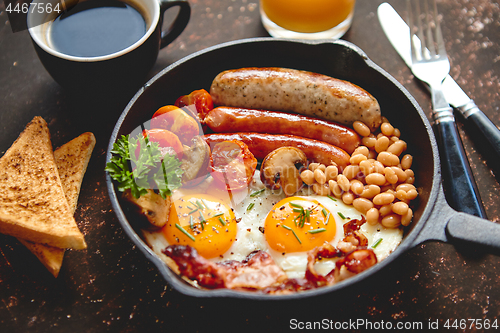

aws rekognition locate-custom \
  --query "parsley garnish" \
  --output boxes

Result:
[105,134,183,199]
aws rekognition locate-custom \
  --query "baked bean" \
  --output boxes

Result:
[381,122,394,136]
[314,168,326,184]
[391,166,408,182]
[406,189,418,200]
[361,136,377,149]
[405,169,415,184]
[373,192,395,206]
[300,170,315,185]
[396,183,416,192]
[372,160,385,173]
[337,174,350,192]
[387,140,406,156]
[365,173,386,186]
[329,180,343,198]
[379,203,394,216]
[368,150,377,159]
[353,121,371,137]
[353,198,374,214]
[384,167,398,184]
[393,128,401,137]
[375,136,390,153]
[401,208,413,226]
[366,208,380,225]
[377,151,400,166]
[395,189,407,201]
[350,153,367,165]
[381,213,401,228]
[359,160,372,176]
[342,191,354,205]
[399,198,411,205]
[380,186,396,195]
[309,163,320,171]
[392,201,409,215]
[352,146,370,157]
[401,154,413,170]
[360,185,381,199]
[313,183,330,196]
[343,165,360,180]
[325,165,338,181]
[350,179,364,195]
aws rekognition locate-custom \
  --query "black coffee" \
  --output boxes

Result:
[49,0,146,57]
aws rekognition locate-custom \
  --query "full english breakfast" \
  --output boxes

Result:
[106,67,417,293]
[0,117,94,277]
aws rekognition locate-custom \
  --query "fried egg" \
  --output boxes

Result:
[143,171,403,280]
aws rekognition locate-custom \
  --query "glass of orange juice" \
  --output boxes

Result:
[260,0,356,39]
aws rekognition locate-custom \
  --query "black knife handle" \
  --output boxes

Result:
[457,101,500,159]
[434,119,487,218]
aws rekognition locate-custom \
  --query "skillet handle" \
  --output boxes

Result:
[446,212,500,255]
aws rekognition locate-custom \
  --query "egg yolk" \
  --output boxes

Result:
[264,197,336,253]
[163,194,237,259]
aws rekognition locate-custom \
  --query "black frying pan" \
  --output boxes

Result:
[106,38,500,300]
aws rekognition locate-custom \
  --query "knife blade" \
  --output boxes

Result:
[377,2,500,159]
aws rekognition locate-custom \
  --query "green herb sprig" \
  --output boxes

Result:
[105,134,184,199]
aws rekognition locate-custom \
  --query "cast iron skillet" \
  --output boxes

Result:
[106,38,500,300]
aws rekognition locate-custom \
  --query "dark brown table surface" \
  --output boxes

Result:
[1,0,499,332]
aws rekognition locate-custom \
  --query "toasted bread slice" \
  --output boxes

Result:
[18,132,96,277]
[53,132,96,213]
[0,117,86,250]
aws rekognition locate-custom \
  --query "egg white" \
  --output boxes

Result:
[143,170,403,280]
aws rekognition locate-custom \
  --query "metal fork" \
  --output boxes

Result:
[407,0,486,218]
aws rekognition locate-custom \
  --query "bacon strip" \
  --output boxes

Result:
[163,246,287,290]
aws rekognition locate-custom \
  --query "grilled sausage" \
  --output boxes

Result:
[204,106,360,154]
[209,67,382,131]
[202,132,350,170]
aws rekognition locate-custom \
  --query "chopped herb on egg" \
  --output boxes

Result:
[218,217,226,226]
[308,228,326,234]
[282,224,302,244]
[175,223,195,242]
[327,195,337,202]
[250,188,265,197]
[372,238,383,248]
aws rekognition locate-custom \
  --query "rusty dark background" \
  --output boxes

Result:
[0,0,499,332]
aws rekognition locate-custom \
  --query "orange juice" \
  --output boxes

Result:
[260,0,356,34]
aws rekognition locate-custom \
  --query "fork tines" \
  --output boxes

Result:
[407,0,445,61]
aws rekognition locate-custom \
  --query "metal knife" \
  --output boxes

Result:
[377,2,500,159]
